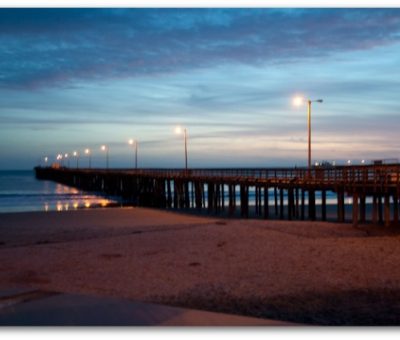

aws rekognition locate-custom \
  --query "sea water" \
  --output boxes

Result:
[0,170,119,213]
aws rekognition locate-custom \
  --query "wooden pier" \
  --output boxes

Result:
[34,165,400,226]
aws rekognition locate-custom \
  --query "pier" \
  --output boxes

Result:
[34,164,400,227]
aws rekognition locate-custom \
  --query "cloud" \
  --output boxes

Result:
[1,8,400,89]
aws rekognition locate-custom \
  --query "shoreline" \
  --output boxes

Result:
[0,200,393,225]
[1,207,400,325]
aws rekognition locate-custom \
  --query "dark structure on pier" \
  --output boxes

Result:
[35,165,400,226]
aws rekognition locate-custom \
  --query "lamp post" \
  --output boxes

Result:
[44,156,48,167]
[128,139,138,170]
[64,153,69,167]
[175,126,188,170]
[101,145,109,169]
[293,96,323,172]
[57,154,63,167]
[85,148,91,168]
[73,151,79,168]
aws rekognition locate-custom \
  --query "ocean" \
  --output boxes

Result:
[0,170,119,213]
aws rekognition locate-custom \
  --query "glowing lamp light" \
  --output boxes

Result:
[175,126,183,134]
[293,96,304,107]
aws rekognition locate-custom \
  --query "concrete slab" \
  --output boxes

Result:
[0,287,37,299]
[0,289,295,326]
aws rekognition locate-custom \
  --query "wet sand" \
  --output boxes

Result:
[1,207,400,325]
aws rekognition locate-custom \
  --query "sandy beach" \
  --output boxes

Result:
[1,207,400,325]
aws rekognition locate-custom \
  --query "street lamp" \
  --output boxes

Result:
[73,151,79,168]
[57,154,63,167]
[64,153,69,167]
[293,96,323,171]
[101,145,109,169]
[128,139,138,169]
[175,126,188,170]
[44,156,48,167]
[84,148,91,168]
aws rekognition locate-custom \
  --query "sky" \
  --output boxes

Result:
[1,8,400,169]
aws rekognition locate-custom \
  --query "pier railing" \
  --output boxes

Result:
[69,164,400,188]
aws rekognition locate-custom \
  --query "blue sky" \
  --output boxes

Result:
[1,8,400,169]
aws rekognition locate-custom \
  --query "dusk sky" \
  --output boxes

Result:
[1,8,400,169]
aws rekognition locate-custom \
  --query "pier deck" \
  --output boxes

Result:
[34,164,400,226]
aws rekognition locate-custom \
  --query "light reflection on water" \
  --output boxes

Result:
[40,179,120,212]
[0,170,120,213]
[47,196,116,212]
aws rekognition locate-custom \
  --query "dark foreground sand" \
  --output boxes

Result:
[1,207,400,325]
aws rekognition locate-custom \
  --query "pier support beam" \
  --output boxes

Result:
[228,184,235,216]
[359,194,366,224]
[384,194,391,227]
[308,190,316,221]
[295,188,299,219]
[208,183,214,213]
[264,186,269,219]
[279,188,284,219]
[221,184,225,212]
[378,195,383,224]
[255,186,259,216]
[321,190,327,221]
[337,190,345,223]
[394,193,399,225]
[167,180,172,208]
[288,188,294,220]
[372,194,378,224]
[184,182,190,208]
[352,192,359,227]
[240,184,248,218]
